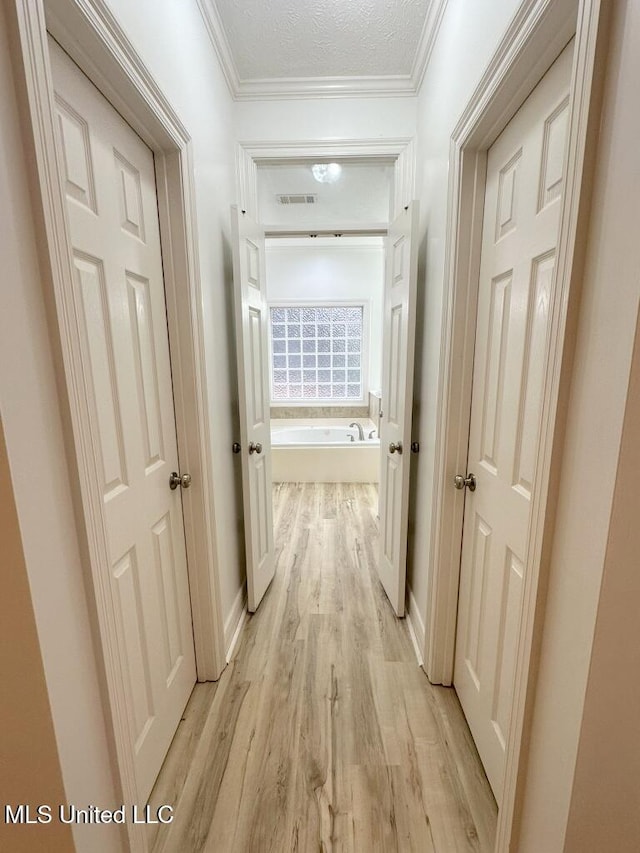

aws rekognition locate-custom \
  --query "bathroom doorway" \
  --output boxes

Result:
[232,152,418,619]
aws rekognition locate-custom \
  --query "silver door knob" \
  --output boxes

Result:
[248,442,263,455]
[169,471,192,490]
[454,473,476,492]
[389,441,403,454]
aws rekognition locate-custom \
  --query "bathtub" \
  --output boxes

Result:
[271,418,380,483]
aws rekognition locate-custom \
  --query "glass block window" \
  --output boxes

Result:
[270,305,364,401]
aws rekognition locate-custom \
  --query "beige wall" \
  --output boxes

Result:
[0,420,74,853]
[564,303,640,852]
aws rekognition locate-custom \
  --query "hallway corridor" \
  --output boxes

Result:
[149,484,496,852]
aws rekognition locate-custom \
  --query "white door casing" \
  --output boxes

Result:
[454,43,573,800]
[50,40,196,804]
[231,207,275,611]
[378,201,419,616]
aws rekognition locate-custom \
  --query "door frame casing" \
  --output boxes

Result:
[236,137,416,225]
[422,0,606,848]
[237,139,417,622]
[11,0,226,847]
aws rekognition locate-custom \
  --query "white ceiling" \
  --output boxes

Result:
[198,0,447,98]
[214,0,430,79]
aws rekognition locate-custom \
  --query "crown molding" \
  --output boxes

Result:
[196,0,240,96]
[411,0,449,90]
[233,74,417,100]
[198,0,448,101]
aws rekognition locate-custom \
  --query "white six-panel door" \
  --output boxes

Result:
[231,207,275,612]
[378,202,419,616]
[454,43,573,800]
[50,39,196,803]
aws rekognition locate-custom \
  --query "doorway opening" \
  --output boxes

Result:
[233,152,419,622]
[267,235,383,492]
[258,152,393,504]
[266,236,384,622]
[261,158,390,618]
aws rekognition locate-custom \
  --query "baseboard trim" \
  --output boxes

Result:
[224,585,247,662]
[406,585,425,667]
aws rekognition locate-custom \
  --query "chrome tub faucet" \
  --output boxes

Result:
[349,422,365,441]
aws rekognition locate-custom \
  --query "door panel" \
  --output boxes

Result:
[74,253,128,495]
[112,548,154,744]
[128,273,164,470]
[231,207,275,611]
[463,514,492,690]
[50,39,196,803]
[378,202,419,616]
[454,43,573,800]
[480,271,512,473]
[382,454,400,563]
[513,251,556,495]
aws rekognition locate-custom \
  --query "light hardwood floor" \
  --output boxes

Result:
[149,483,496,852]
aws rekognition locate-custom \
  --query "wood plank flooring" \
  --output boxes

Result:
[149,483,496,852]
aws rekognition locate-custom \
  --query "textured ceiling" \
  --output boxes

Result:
[213,0,432,80]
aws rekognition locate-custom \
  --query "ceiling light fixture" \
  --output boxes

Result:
[311,162,342,184]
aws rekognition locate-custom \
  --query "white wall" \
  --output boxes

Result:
[258,162,393,229]
[100,0,245,636]
[235,96,417,143]
[265,238,385,395]
[407,0,523,643]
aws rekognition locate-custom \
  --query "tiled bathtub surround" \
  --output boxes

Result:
[270,406,369,420]
[368,391,382,423]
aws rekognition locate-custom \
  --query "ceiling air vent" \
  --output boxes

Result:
[276,193,317,205]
